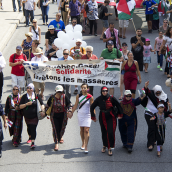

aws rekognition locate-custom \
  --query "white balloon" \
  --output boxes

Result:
[58,31,66,39]
[81,41,87,48]
[66,31,74,40]
[54,38,63,48]
[68,40,76,49]
[74,31,82,39]
[65,25,73,33]
[62,43,70,50]
[74,24,82,32]
[63,34,70,43]
[56,50,63,57]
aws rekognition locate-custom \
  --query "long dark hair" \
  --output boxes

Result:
[165,27,172,37]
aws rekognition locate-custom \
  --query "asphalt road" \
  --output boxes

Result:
[1,3,172,172]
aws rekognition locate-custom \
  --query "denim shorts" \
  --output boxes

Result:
[102,20,109,28]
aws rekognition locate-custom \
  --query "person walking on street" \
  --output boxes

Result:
[45,85,73,151]
[9,46,27,94]
[22,0,36,27]
[72,83,94,153]
[19,83,45,149]
[0,52,6,102]
[130,28,145,72]
[5,85,23,147]
[90,87,123,156]
[12,0,22,12]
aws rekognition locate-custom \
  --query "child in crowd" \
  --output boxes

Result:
[150,103,172,157]
[154,31,164,71]
[143,38,154,73]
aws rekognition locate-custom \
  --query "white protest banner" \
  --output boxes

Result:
[23,60,121,88]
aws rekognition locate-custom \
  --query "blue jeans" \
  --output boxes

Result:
[25,10,34,26]
[41,5,49,23]
[157,51,163,67]
[12,0,21,11]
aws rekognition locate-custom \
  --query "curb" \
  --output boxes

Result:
[0,12,24,52]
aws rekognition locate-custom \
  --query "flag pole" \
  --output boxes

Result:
[131,18,136,32]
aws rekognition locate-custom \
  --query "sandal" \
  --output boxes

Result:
[101,146,106,153]
[108,149,112,156]
[119,35,122,38]
[59,139,64,144]
[148,145,153,151]
[157,151,160,157]
[54,144,58,151]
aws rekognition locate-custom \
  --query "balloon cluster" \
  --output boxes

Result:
[54,24,87,57]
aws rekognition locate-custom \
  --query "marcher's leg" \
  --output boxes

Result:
[89,20,93,34]
[84,127,90,151]
[17,0,21,11]
[94,20,97,35]
[30,10,34,23]
[12,0,16,11]
[42,6,45,23]
[26,124,31,140]
[58,114,64,141]
[80,127,85,148]
[123,27,126,37]
[109,88,114,96]
[77,15,80,24]
[119,27,122,36]
[120,75,124,98]
[159,54,163,69]
[157,51,160,66]
[45,5,49,23]
[25,10,29,26]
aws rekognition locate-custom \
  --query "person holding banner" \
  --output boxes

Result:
[5,85,23,147]
[72,83,94,153]
[90,86,123,156]
[19,83,45,149]
[122,51,141,98]
[46,85,73,151]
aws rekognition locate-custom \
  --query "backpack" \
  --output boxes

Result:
[98,6,104,19]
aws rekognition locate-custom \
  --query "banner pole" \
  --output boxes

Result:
[131,18,136,32]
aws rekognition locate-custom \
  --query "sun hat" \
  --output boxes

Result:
[25,32,33,38]
[124,90,132,95]
[146,38,150,42]
[76,39,82,43]
[55,85,64,92]
[48,25,55,29]
[33,48,43,55]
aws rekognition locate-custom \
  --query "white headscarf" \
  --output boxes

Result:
[27,83,35,101]
[27,83,34,91]
[153,85,167,101]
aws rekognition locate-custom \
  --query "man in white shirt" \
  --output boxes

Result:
[22,0,36,27]
[0,52,6,101]
[31,48,48,100]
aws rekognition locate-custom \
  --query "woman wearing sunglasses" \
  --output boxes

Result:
[119,90,145,153]
[142,81,169,151]
[5,85,23,147]
[45,85,73,151]
[90,86,123,156]
[20,83,45,149]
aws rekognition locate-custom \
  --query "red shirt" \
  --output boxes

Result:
[81,54,98,60]
[9,53,27,76]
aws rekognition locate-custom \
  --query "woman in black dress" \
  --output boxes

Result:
[90,86,123,156]
[20,83,45,149]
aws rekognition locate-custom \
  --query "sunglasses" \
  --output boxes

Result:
[32,22,36,23]
[63,53,69,55]
[122,45,127,47]
[156,92,161,95]
[57,91,62,93]
[27,87,32,90]
[13,89,19,91]
[126,95,132,98]
[87,51,91,53]
[58,15,61,17]
[164,22,168,23]
[72,22,77,23]
[102,90,108,92]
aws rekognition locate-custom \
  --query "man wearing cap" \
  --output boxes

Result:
[9,46,27,94]
[70,39,86,94]
[58,49,73,99]
[100,40,123,96]
[31,47,48,100]
[48,13,65,32]
[45,25,58,56]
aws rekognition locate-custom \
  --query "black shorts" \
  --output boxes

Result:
[146,14,153,21]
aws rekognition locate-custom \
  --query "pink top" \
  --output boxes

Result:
[143,45,152,57]
[155,37,163,51]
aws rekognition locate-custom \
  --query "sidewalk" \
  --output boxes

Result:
[0,0,24,51]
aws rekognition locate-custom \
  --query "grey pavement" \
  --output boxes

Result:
[1,3,172,172]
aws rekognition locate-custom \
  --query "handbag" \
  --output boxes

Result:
[161,46,167,55]
[37,98,45,120]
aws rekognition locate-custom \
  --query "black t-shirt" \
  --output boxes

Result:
[103,31,118,48]
[20,94,43,119]
[130,36,145,59]
[47,48,58,58]
[61,0,69,11]
[101,5,108,20]
[45,31,58,46]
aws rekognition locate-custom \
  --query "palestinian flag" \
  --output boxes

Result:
[116,0,136,20]
[105,61,120,71]
[158,0,168,15]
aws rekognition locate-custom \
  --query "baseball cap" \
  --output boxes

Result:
[55,85,64,92]
[124,90,132,95]
[16,46,22,50]
[107,40,114,45]
[146,38,150,42]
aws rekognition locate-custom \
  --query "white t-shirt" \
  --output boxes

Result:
[31,55,48,62]
[163,36,172,50]
[24,0,36,11]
